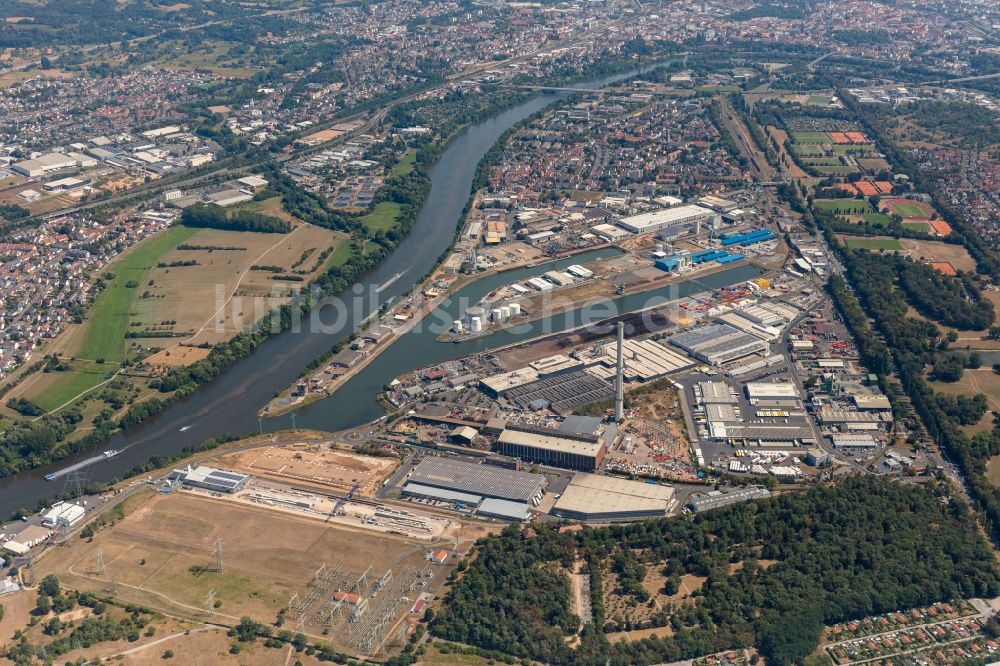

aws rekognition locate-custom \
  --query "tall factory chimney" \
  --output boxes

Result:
[615,321,625,423]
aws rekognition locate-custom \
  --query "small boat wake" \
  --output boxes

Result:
[375,269,407,293]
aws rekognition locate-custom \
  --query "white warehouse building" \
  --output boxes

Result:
[615,205,719,235]
[41,502,86,528]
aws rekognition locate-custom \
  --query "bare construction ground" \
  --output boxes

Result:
[39,490,447,651]
[216,444,398,496]
[137,225,346,362]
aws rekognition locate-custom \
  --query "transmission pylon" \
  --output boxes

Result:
[205,589,216,613]
[95,548,108,577]
[214,537,225,573]
[62,469,87,498]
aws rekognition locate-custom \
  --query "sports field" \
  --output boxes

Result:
[862,213,893,226]
[833,144,875,154]
[791,131,829,144]
[816,166,860,176]
[814,199,875,215]
[887,200,933,219]
[842,237,903,251]
[902,221,933,234]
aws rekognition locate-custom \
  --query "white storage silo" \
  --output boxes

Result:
[509,302,522,316]
[491,307,503,322]
[453,320,463,333]
[465,306,485,326]
[470,317,482,332]
[500,305,511,319]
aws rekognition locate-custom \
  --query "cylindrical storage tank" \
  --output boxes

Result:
[470,317,482,332]
[509,302,522,316]
[500,306,511,319]
[465,306,485,325]
[453,320,463,333]
[491,307,503,322]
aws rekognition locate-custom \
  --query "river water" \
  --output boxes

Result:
[0,62,755,515]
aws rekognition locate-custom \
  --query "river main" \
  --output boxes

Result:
[0,63,755,515]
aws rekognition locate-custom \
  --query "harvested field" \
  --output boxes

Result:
[136,224,346,358]
[151,345,212,366]
[217,444,398,495]
[40,491,438,642]
[300,128,345,143]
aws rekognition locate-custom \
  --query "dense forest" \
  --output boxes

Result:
[432,478,999,666]
[825,242,1000,551]
[0,0,253,47]
[897,259,994,330]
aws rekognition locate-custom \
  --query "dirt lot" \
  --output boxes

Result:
[216,444,398,495]
[39,491,436,635]
[137,224,346,358]
[0,588,36,646]
[897,239,976,272]
[987,456,1000,488]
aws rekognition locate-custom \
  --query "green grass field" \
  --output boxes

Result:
[816,166,860,175]
[858,158,890,172]
[360,201,403,233]
[843,237,903,251]
[802,157,842,166]
[833,144,875,154]
[806,95,833,105]
[79,226,197,362]
[791,131,829,144]
[389,150,416,177]
[862,213,894,226]
[323,238,355,270]
[888,201,931,218]
[814,199,876,215]
[30,365,111,412]
[791,144,826,157]
[903,221,933,233]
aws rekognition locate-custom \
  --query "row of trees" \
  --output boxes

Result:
[180,204,291,234]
